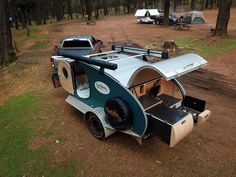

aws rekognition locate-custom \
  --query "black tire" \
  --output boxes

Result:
[88,114,105,140]
[105,97,132,131]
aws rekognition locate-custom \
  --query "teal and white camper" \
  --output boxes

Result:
[52,45,211,147]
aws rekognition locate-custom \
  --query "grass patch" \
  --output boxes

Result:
[12,26,50,49]
[28,40,51,50]
[0,93,77,177]
[0,78,6,87]
[15,33,48,47]
[43,129,54,138]
[175,37,236,58]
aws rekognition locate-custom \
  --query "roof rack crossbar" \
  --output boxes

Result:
[112,45,168,59]
[107,54,145,61]
[85,50,118,57]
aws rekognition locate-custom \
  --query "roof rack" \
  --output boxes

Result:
[111,45,168,59]
[57,45,169,72]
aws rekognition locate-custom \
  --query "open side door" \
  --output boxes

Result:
[58,60,75,94]
[152,53,207,80]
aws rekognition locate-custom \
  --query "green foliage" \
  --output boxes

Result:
[0,93,76,177]
[12,26,50,50]
[175,37,236,58]
[29,40,51,50]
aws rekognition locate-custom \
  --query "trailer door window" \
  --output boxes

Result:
[75,65,90,98]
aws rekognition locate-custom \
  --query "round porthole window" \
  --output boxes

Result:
[62,67,68,79]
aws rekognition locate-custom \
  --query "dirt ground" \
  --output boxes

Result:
[1,8,236,177]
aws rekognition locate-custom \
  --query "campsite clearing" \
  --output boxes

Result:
[0,8,236,177]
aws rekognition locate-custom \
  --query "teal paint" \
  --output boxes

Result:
[73,62,147,136]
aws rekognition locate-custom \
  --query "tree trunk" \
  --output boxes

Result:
[161,0,165,9]
[66,0,73,19]
[217,0,220,7]
[137,0,143,9]
[0,0,17,66]
[214,0,232,36]
[79,0,85,18]
[144,0,148,8]
[95,0,99,19]
[103,0,108,15]
[74,0,79,19]
[85,0,92,21]
[210,0,214,9]
[163,0,170,26]
[34,3,42,25]
[191,0,196,10]
[21,8,27,28]
[173,0,178,12]
[205,0,209,9]
[126,2,131,14]
[114,0,120,14]
[200,0,204,10]
[55,0,64,21]
[10,1,19,30]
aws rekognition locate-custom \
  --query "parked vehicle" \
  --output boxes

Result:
[135,9,160,24]
[154,14,181,25]
[52,45,211,147]
[50,35,103,71]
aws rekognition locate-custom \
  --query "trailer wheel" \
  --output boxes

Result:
[105,97,132,131]
[88,114,105,140]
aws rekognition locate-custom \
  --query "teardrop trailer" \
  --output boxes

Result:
[52,45,211,147]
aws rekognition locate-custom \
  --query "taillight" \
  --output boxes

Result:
[50,58,55,68]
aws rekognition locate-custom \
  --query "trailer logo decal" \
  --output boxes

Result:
[95,81,110,95]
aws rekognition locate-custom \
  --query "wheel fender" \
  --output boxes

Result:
[85,108,116,138]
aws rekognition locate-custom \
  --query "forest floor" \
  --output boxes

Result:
[0,8,236,177]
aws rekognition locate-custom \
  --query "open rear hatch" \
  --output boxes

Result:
[151,53,207,80]
[139,54,210,147]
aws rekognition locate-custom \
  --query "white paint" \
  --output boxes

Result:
[95,81,110,95]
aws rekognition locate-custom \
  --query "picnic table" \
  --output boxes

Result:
[174,22,190,31]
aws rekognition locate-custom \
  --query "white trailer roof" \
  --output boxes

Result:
[104,53,207,88]
[135,9,159,17]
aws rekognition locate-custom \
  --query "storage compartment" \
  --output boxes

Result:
[138,93,181,111]
[138,95,163,110]
[183,95,206,112]
[147,104,194,147]
[130,77,183,110]
[179,95,211,125]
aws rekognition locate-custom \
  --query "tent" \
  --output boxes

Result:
[182,11,206,24]
[135,9,160,17]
